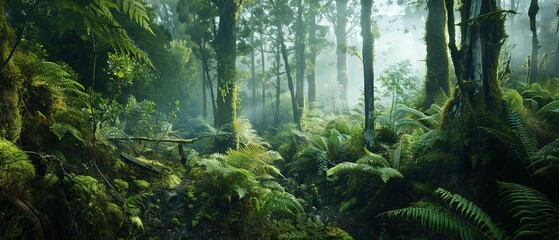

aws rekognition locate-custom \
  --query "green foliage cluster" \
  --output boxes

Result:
[384,188,509,240]
[183,144,308,238]
[63,174,125,238]
[0,139,35,194]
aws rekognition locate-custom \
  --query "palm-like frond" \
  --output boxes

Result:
[383,188,510,240]
[51,0,154,66]
[498,181,559,240]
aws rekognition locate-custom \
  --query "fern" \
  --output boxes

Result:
[191,196,216,227]
[116,0,153,33]
[235,117,271,148]
[327,161,403,183]
[498,181,559,240]
[260,191,304,216]
[529,138,559,178]
[537,100,559,115]
[480,106,537,172]
[383,188,510,240]
[51,0,154,66]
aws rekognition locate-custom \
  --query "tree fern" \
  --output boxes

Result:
[498,181,559,240]
[383,188,510,240]
[51,0,154,66]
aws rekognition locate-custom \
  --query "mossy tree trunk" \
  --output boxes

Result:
[336,0,349,104]
[442,0,507,168]
[0,0,22,141]
[361,0,375,151]
[424,0,450,110]
[213,0,242,152]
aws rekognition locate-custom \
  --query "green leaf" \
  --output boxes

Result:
[50,123,84,143]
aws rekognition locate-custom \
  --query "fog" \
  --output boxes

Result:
[316,2,427,109]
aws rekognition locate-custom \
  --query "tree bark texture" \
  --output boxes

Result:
[441,0,507,172]
[278,23,301,130]
[251,29,257,118]
[202,67,208,119]
[214,0,240,152]
[295,0,305,122]
[260,32,266,127]
[336,0,349,103]
[0,0,23,141]
[275,39,281,125]
[361,0,375,151]
[424,0,450,110]
[307,3,317,103]
[528,0,539,83]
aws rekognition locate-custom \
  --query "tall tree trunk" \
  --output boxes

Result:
[295,0,305,123]
[260,32,266,127]
[0,0,22,141]
[554,7,559,78]
[424,0,450,110]
[199,39,217,121]
[251,30,257,119]
[278,22,301,130]
[214,0,241,152]
[442,0,506,170]
[361,0,375,151]
[202,67,207,119]
[275,39,282,125]
[307,2,317,104]
[336,0,349,104]
[528,0,539,84]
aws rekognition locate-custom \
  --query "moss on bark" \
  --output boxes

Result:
[0,1,23,141]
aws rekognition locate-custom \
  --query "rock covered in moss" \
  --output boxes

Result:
[0,139,35,193]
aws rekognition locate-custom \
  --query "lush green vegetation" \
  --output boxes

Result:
[1,0,559,239]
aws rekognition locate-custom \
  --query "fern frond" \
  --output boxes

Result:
[480,127,534,171]
[356,148,390,167]
[327,162,402,183]
[504,106,537,157]
[435,188,508,239]
[115,0,153,34]
[531,139,559,178]
[537,100,559,115]
[498,181,559,240]
[260,191,303,216]
[383,188,509,240]
[375,167,404,183]
[384,203,491,240]
[327,162,374,176]
[191,196,216,227]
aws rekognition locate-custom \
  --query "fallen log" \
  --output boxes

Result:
[120,152,163,173]
[107,137,198,144]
